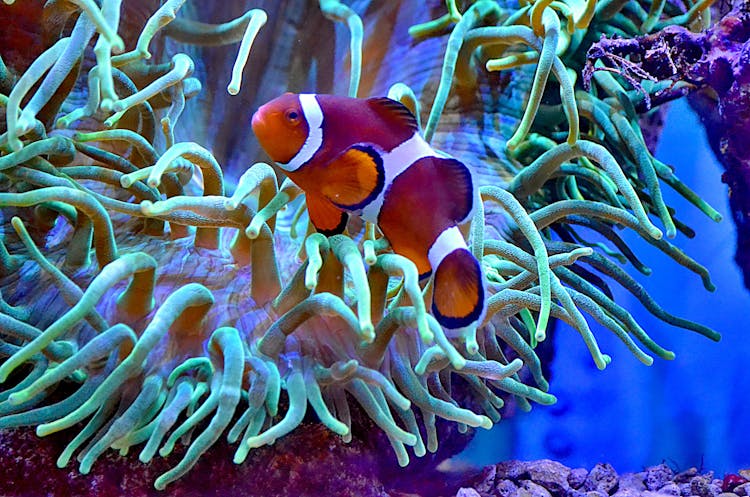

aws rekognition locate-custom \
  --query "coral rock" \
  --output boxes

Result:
[526,460,572,497]
[619,473,647,492]
[497,479,521,497]
[583,464,619,495]
[495,461,532,481]
[519,480,554,497]
[569,469,591,490]
[646,465,676,491]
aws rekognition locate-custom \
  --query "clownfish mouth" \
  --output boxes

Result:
[251,108,268,146]
[251,107,283,162]
[251,108,264,130]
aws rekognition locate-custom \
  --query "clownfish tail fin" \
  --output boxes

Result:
[431,247,486,331]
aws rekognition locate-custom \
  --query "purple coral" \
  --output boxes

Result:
[586,0,750,287]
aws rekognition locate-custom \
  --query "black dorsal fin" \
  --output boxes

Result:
[367,97,419,133]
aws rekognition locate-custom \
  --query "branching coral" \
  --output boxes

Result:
[0,0,722,492]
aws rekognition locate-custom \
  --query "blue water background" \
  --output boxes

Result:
[462,99,750,475]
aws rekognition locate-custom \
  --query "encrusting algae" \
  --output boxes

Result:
[0,0,722,491]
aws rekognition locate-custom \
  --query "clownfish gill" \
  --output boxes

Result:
[251,92,487,331]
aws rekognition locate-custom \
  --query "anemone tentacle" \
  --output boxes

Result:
[0,0,721,491]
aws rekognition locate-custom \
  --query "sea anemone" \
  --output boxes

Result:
[0,0,720,491]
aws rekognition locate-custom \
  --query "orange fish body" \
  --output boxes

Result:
[252,93,485,330]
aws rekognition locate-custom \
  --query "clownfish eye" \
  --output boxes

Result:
[285,109,300,124]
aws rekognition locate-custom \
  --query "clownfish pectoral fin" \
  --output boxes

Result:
[367,97,419,133]
[431,248,486,330]
[306,194,349,236]
[320,144,385,211]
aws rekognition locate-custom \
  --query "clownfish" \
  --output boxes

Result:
[251,93,485,331]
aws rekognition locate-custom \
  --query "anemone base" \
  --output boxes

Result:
[2,426,741,497]
[0,400,475,497]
